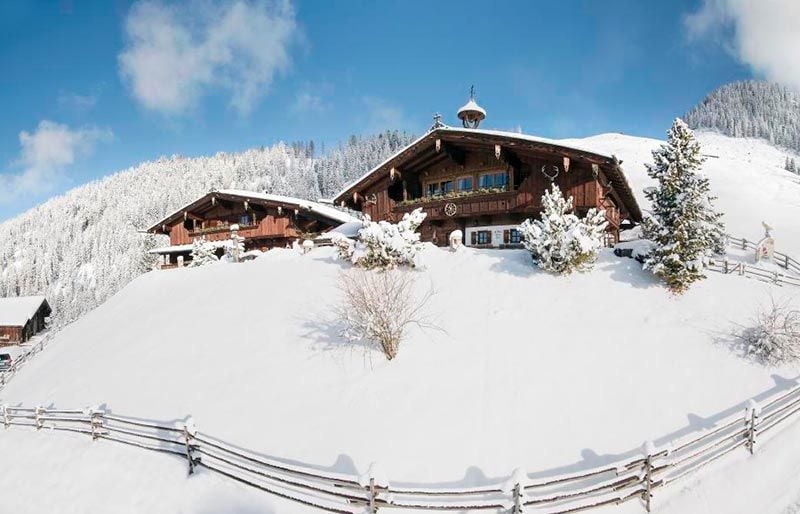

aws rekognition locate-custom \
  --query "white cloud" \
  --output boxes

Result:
[0,121,113,202]
[685,0,800,90]
[58,92,98,111]
[118,0,296,115]
[292,92,324,113]
[362,97,405,131]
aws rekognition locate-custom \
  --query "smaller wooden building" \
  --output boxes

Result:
[146,189,357,268]
[0,296,51,345]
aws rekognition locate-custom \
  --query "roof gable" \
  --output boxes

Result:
[147,190,357,233]
[332,126,642,221]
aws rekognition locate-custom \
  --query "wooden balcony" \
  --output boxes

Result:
[393,190,529,220]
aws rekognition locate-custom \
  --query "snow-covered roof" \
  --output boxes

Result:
[147,190,358,233]
[216,190,358,225]
[457,99,486,117]
[333,126,618,204]
[314,220,363,241]
[0,296,49,327]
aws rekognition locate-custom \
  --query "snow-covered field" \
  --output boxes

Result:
[2,132,800,513]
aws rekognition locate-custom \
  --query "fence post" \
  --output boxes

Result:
[774,271,780,285]
[745,400,760,455]
[361,462,388,513]
[740,263,746,276]
[35,406,44,430]
[368,477,377,514]
[90,408,103,441]
[724,258,729,274]
[742,237,747,250]
[641,441,655,513]
[505,468,526,514]
[183,417,198,475]
[785,254,790,270]
[1,405,7,429]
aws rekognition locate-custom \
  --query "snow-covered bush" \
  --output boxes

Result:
[642,118,726,293]
[733,298,800,365]
[332,208,427,269]
[518,183,607,274]
[336,269,434,361]
[189,238,219,267]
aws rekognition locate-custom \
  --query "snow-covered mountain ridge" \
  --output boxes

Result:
[685,81,800,156]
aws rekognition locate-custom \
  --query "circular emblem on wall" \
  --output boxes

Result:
[444,202,458,217]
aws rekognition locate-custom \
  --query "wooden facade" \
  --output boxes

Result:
[0,297,51,345]
[147,190,354,267]
[334,128,642,247]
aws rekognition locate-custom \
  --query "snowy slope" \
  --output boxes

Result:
[2,132,800,513]
[563,131,800,256]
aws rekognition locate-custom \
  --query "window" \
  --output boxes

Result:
[510,229,521,244]
[427,180,454,197]
[478,171,508,189]
[240,214,250,225]
[457,176,473,192]
[476,230,491,245]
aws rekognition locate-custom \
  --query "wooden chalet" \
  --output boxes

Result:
[334,95,642,247]
[0,296,51,345]
[146,189,356,268]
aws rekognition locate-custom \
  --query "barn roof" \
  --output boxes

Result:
[0,296,50,327]
[332,126,643,222]
[146,190,358,234]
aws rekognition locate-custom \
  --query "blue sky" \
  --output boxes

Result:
[0,0,776,220]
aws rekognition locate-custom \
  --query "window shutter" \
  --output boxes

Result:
[487,231,492,244]
[471,232,477,245]
[503,230,510,244]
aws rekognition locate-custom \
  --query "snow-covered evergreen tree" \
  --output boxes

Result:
[518,183,607,274]
[189,238,219,267]
[333,209,427,269]
[642,119,726,293]
[785,156,798,173]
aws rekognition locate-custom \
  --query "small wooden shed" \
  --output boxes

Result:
[0,296,51,345]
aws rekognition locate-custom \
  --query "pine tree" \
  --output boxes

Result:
[642,119,726,293]
[518,183,607,274]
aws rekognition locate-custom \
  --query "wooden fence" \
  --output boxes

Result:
[0,334,51,388]
[727,236,800,275]
[4,380,800,513]
[704,235,800,289]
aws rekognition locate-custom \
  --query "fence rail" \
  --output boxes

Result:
[4,380,800,513]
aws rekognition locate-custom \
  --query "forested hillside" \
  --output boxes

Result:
[685,81,800,158]
[0,131,412,326]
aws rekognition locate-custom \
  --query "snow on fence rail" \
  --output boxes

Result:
[4,380,800,513]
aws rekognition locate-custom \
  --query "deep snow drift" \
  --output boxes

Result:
[2,132,800,513]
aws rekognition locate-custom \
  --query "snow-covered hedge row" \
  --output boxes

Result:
[332,209,427,270]
[518,184,607,274]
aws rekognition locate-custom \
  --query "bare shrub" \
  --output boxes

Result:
[336,269,435,361]
[733,297,800,365]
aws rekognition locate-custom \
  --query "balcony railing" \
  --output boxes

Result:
[395,186,509,208]
[188,223,258,237]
